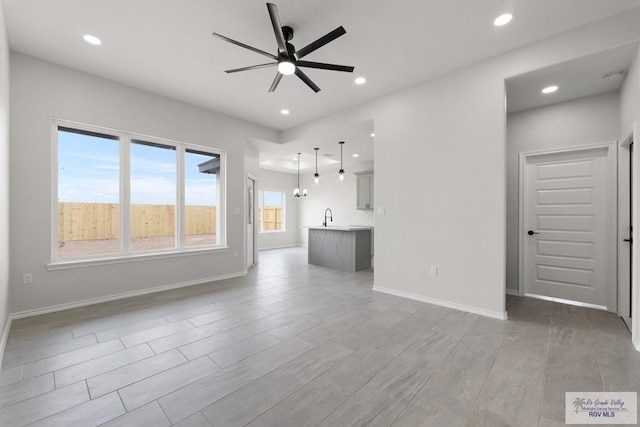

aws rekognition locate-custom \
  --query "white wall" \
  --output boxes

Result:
[621,51,639,136]
[9,53,278,314]
[282,10,640,319]
[506,92,621,293]
[257,170,300,250]
[619,44,640,350]
[296,165,375,246]
[0,0,11,354]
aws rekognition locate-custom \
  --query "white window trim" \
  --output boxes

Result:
[258,189,286,233]
[46,247,229,271]
[51,118,227,266]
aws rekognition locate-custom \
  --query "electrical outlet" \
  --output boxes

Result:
[23,272,33,284]
[430,266,438,276]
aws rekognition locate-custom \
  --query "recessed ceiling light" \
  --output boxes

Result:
[370,133,375,137]
[493,13,513,27]
[541,85,558,94]
[354,77,366,85]
[83,34,102,45]
[352,154,359,158]
[280,109,290,115]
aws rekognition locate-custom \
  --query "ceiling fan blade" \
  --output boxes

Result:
[268,72,283,92]
[296,26,346,59]
[225,62,277,73]
[212,32,277,60]
[296,60,354,73]
[266,3,287,55]
[295,68,321,93]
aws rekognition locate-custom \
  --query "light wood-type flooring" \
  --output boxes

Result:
[0,247,638,426]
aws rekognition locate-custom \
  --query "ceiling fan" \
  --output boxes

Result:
[212,3,354,93]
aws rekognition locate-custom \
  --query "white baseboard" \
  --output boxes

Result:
[506,289,520,296]
[372,286,508,320]
[0,315,12,369]
[10,271,245,320]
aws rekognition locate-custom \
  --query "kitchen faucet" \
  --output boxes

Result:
[323,208,333,227]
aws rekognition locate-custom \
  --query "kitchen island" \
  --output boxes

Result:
[308,226,373,272]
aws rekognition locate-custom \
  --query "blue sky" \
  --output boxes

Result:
[58,130,217,206]
[263,190,282,207]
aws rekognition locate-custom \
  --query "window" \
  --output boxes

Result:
[258,190,285,232]
[130,140,177,252]
[57,127,120,258]
[54,121,225,262]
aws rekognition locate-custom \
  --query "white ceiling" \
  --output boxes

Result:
[255,119,374,174]
[506,42,639,114]
[5,1,640,174]
[5,0,640,133]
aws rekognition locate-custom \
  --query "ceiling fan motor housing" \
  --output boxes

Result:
[282,25,294,41]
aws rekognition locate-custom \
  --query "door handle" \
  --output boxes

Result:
[624,238,633,243]
[527,230,540,236]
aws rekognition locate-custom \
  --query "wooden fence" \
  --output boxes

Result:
[58,203,284,240]
[260,206,283,231]
[58,203,216,241]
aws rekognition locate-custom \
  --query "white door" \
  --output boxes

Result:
[522,145,615,309]
[247,177,256,268]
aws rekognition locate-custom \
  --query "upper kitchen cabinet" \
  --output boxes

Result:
[355,171,374,210]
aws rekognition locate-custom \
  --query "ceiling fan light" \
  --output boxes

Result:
[278,61,296,75]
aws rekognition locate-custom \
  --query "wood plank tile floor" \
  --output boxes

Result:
[1,247,638,426]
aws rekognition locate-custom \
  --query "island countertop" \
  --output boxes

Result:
[307,225,374,231]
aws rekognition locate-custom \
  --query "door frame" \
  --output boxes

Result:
[246,173,258,271]
[618,129,634,321]
[625,122,640,352]
[518,141,617,311]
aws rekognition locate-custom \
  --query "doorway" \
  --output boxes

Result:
[247,175,257,269]
[519,143,617,310]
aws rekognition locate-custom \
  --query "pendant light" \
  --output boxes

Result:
[313,147,320,185]
[338,141,345,182]
[293,153,307,197]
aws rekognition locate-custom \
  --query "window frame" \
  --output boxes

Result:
[258,189,286,234]
[50,119,227,268]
